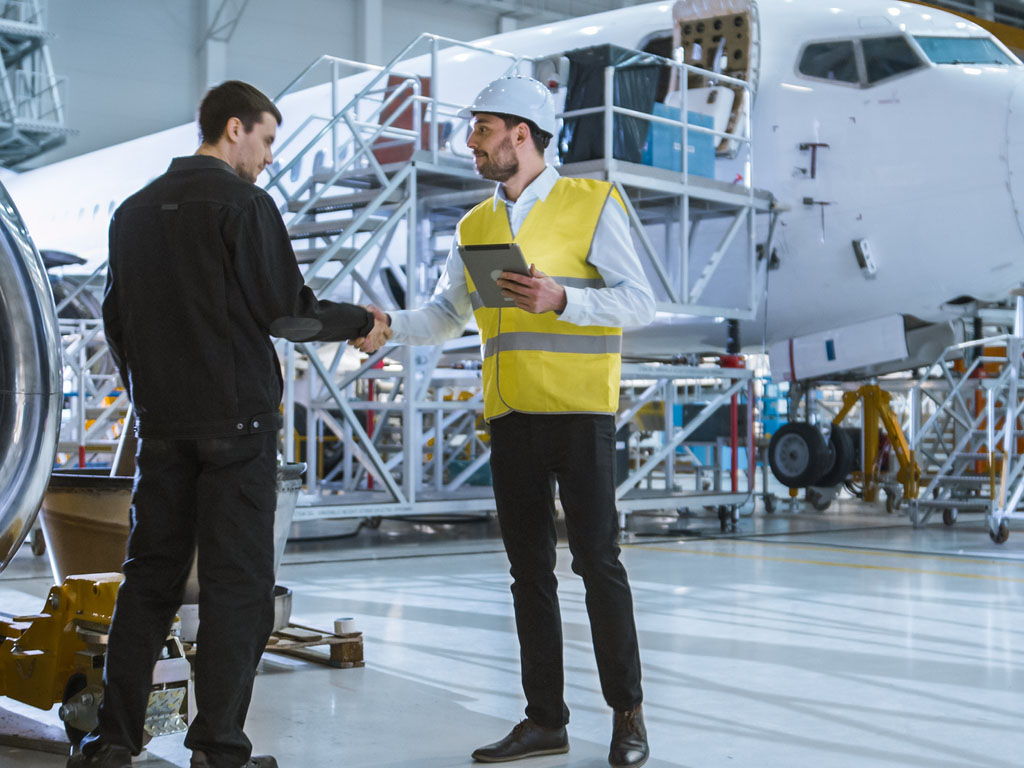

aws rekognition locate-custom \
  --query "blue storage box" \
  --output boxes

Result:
[641,103,714,178]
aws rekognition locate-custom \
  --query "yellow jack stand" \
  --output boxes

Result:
[833,385,920,504]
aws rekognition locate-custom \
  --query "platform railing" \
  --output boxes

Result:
[905,304,1024,541]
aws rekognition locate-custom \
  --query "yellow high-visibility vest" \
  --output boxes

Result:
[458,176,623,420]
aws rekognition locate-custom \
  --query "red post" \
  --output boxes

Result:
[720,354,746,493]
[366,359,385,489]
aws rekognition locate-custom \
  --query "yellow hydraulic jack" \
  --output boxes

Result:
[0,573,190,745]
[833,384,921,505]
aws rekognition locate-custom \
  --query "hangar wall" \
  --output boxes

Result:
[28,0,503,168]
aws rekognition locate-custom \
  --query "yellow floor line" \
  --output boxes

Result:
[626,543,1024,583]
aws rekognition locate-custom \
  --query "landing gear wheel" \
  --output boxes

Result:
[990,520,1010,544]
[768,423,829,488]
[763,494,777,514]
[718,506,738,533]
[816,428,855,488]
[943,508,958,526]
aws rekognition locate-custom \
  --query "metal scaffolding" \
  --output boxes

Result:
[260,34,773,524]
[0,0,71,166]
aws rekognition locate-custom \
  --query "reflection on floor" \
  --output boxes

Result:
[1,496,1021,767]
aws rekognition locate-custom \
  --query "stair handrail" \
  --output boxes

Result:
[268,34,526,194]
[284,84,421,225]
[991,344,1024,510]
[910,333,1013,454]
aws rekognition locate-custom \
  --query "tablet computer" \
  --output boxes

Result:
[458,243,531,308]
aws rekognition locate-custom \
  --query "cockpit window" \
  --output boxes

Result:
[914,36,1015,65]
[798,41,858,83]
[862,36,924,84]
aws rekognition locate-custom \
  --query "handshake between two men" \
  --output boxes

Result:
[346,265,568,355]
[349,304,392,354]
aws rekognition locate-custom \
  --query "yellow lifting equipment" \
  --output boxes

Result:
[833,384,920,504]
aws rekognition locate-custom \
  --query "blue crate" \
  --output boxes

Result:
[641,103,714,178]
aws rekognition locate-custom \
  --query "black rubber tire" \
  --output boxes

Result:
[807,488,832,511]
[943,508,958,526]
[763,494,777,514]
[717,506,737,533]
[816,427,855,488]
[990,520,1010,544]
[768,422,829,488]
[885,490,902,515]
[30,528,45,557]
[62,674,89,746]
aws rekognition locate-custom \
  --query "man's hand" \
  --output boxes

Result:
[495,264,567,314]
[349,305,392,353]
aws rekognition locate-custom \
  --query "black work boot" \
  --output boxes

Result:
[191,750,278,768]
[66,744,132,768]
[609,705,649,768]
[472,719,569,762]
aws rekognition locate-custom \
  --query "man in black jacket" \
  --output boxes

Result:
[70,81,389,768]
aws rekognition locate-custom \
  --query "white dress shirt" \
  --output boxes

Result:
[389,165,654,346]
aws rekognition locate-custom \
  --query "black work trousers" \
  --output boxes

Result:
[82,432,277,768]
[489,412,643,728]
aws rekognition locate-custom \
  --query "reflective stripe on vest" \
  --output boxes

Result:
[458,176,623,420]
[483,332,622,359]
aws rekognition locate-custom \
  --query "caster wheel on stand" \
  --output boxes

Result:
[990,519,1010,544]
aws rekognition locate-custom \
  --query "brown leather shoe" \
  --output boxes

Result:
[609,705,649,768]
[472,719,569,762]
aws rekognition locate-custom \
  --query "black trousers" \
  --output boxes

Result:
[489,412,643,728]
[82,432,277,768]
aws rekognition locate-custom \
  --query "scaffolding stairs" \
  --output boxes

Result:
[906,322,1024,543]
[0,0,72,166]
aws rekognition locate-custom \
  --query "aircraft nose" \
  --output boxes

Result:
[1007,73,1024,239]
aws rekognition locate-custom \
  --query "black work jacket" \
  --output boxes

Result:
[102,155,373,439]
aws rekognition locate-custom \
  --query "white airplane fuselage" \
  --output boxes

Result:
[6,0,1024,374]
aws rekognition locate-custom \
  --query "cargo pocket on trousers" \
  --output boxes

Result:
[240,481,277,514]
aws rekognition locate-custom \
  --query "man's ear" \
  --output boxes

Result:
[224,116,243,144]
[514,121,531,148]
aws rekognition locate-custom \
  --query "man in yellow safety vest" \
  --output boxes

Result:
[365,75,655,768]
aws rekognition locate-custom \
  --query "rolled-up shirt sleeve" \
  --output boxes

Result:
[233,193,373,342]
[557,195,655,329]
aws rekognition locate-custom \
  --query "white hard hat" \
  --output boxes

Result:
[458,76,557,137]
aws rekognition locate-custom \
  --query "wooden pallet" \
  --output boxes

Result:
[264,622,365,669]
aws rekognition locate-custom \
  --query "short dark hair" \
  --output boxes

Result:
[198,80,282,144]
[493,113,552,153]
